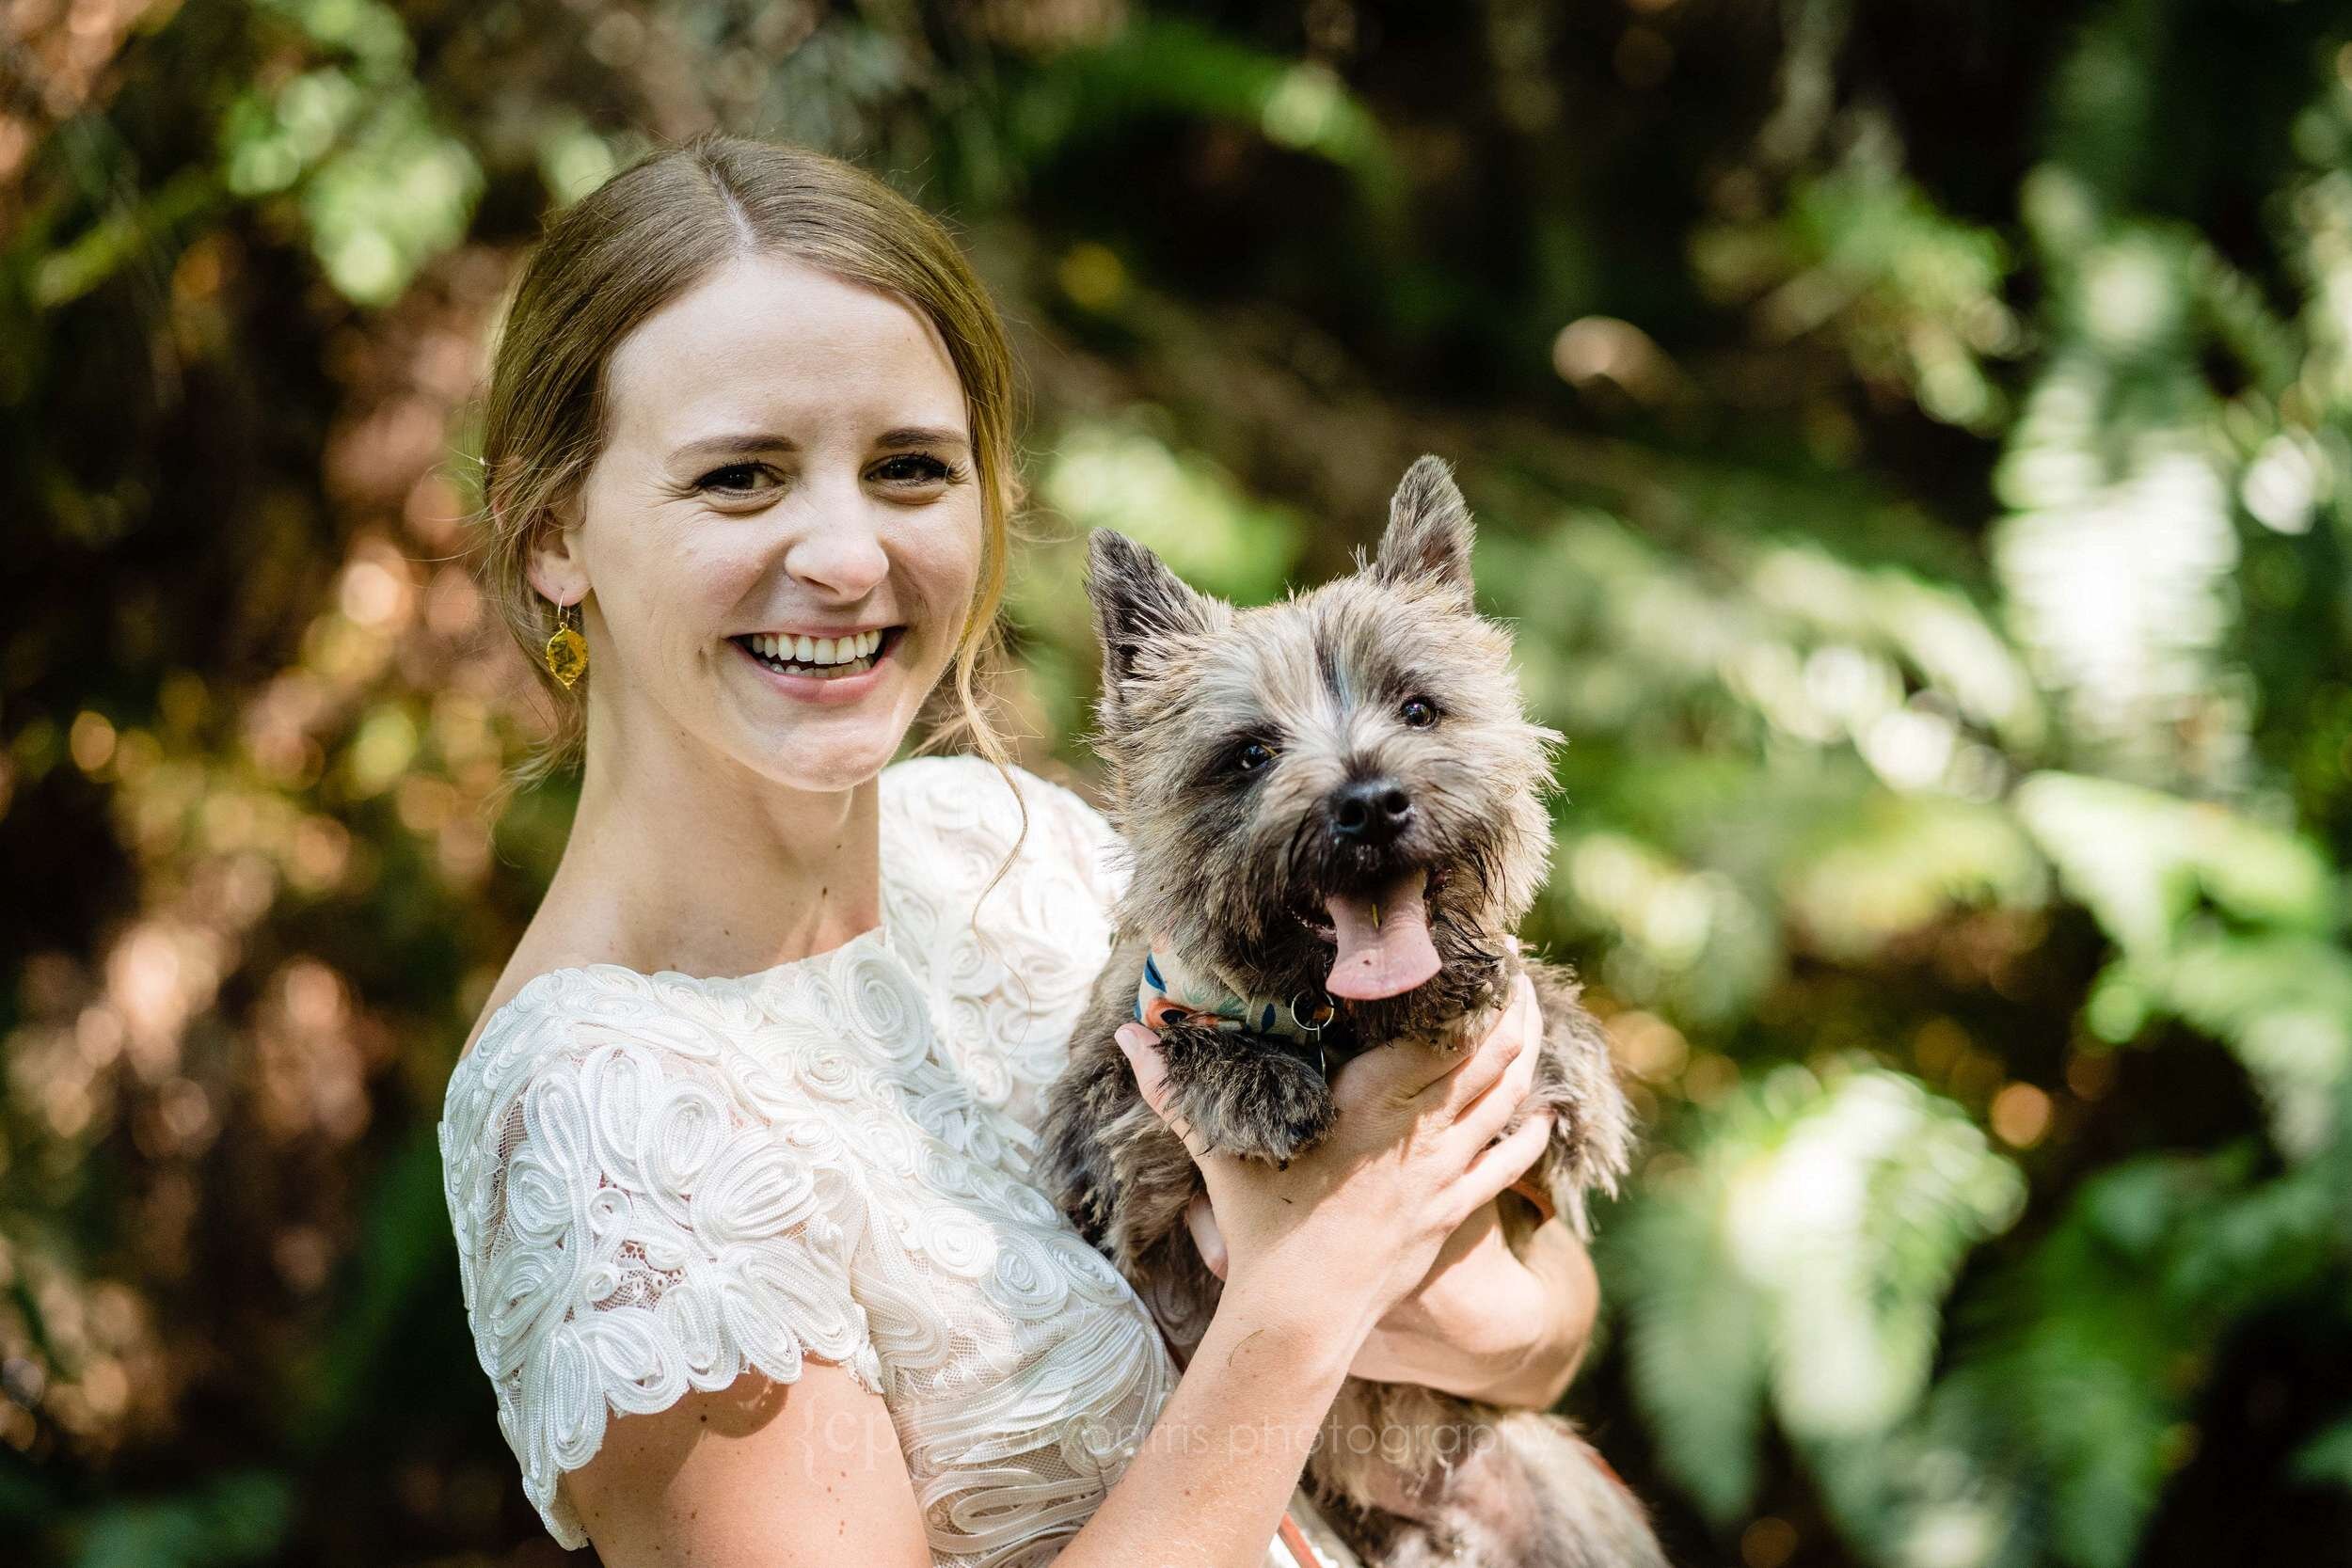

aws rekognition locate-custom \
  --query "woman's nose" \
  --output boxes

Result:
[779,485,891,601]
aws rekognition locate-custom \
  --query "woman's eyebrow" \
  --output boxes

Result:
[668,426,969,463]
[874,425,970,451]
[671,432,795,463]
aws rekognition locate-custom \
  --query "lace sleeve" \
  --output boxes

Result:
[438,1000,884,1550]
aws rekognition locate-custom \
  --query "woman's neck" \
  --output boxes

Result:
[537,733,888,982]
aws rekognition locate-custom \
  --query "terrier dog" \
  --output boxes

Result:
[1040,456,1666,1567]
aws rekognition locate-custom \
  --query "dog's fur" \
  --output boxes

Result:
[1040,457,1667,1567]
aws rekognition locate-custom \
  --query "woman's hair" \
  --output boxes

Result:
[474,135,1021,814]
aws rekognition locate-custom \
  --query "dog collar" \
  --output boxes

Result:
[1135,943,1338,1044]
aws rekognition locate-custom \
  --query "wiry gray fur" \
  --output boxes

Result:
[1041,456,1669,1567]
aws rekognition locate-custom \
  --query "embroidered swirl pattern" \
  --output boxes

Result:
[437,758,1177,1564]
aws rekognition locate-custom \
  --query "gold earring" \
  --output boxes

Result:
[543,599,588,689]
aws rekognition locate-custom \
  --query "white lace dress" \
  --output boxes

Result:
[437,755,1329,1566]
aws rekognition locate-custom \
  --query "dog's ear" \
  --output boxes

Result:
[1086,530,1217,703]
[1370,454,1475,605]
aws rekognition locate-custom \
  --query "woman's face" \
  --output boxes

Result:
[539,252,984,795]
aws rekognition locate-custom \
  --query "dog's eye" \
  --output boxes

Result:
[1233,740,1275,773]
[1400,697,1438,728]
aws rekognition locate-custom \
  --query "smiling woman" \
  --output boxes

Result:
[521,246,986,780]
[437,135,1584,1568]
[474,142,1019,810]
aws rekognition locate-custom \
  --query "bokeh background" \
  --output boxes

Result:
[8,1,2352,1564]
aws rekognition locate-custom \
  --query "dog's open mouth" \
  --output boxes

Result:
[1297,866,1450,1002]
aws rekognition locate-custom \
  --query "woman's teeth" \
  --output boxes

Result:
[740,628,886,679]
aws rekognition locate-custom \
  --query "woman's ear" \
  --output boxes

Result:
[523,493,590,606]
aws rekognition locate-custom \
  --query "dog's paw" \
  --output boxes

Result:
[1163,1038,1337,1165]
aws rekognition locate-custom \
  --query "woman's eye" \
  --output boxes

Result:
[696,462,779,496]
[1234,740,1274,772]
[871,452,959,487]
[1400,697,1438,728]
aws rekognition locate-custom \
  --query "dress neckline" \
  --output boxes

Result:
[458,921,898,1076]
[520,918,890,997]
[451,752,1033,1081]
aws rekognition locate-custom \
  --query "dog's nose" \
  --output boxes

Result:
[1328,778,1415,847]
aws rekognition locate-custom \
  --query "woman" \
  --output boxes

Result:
[436,135,1598,1568]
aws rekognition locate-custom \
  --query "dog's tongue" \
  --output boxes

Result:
[1325,870,1440,1001]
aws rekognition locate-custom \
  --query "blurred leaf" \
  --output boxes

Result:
[1002,16,1400,210]
[2012,772,2338,956]
[1784,793,2047,962]
[1612,1065,2025,1528]
[1696,157,2021,433]
[69,1472,291,1568]
[1555,829,1780,1024]
[2294,1418,2352,1489]
[287,1125,452,1449]
[1612,1160,1773,1523]
[1034,420,1305,604]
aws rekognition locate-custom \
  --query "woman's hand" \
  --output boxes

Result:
[1175,974,1599,1407]
[1114,970,1554,1354]
[1350,1199,1597,1406]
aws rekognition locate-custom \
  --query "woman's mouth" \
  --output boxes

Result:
[728,626,901,681]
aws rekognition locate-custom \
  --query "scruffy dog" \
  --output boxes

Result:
[1040,457,1666,1567]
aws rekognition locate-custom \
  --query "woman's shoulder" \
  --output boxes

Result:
[434,958,890,1552]
[879,752,1126,908]
[874,754,1129,1124]
[437,930,905,1162]
[879,750,1102,830]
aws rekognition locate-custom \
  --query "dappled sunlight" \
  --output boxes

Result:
[1610,1061,2026,1556]
[1036,420,1306,604]
[8,0,2352,1563]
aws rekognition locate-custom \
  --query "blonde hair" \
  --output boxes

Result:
[474,135,1021,818]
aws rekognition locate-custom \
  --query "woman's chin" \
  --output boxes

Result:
[725,698,914,793]
[751,721,904,793]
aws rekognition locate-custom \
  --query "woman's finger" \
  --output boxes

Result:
[1451,981,1544,1148]
[1413,972,1536,1123]
[1184,1190,1229,1280]
[1497,1104,1555,1183]
[1117,1022,1211,1159]
[1330,1030,1462,1113]
[1115,1022,1169,1112]
[1452,1106,1557,1216]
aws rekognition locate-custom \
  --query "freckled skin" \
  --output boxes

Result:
[1040,457,1665,1568]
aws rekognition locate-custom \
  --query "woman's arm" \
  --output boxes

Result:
[1188,1186,1601,1410]
[564,1275,1368,1568]
[564,968,1556,1568]
[1347,1203,1599,1408]
[565,1363,933,1568]
[1056,1271,1367,1567]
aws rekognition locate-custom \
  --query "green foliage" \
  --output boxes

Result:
[1034,419,1307,603]
[1610,1064,2025,1532]
[2296,1417,2352,1488]
[1921,1130,2352,1568]
[221,0,481,304]
[1698,156,2022,433]
[995,15,1400,209]
[67,1472,290,1568]
[7,1,2352,1565]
